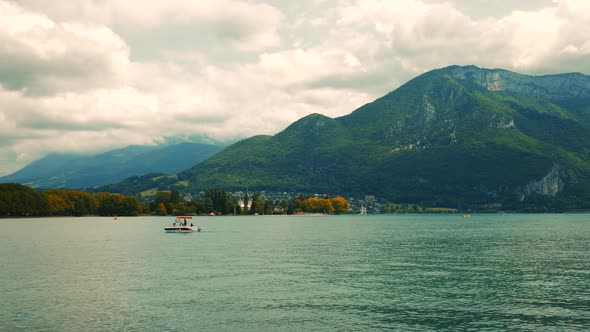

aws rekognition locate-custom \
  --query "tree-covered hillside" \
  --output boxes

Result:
[107,66,590,211]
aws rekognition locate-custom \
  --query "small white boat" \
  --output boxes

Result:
[165,216,201,233]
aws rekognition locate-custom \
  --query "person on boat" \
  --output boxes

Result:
[190,223,194,227]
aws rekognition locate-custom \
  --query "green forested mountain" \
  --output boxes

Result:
[0,142,223,189]
[121,66,590,210]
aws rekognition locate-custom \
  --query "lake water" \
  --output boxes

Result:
[1,214,589,331]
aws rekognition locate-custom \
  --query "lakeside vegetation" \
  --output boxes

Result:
[0,184,351,217]
[0,183,143,217]
[4,182,586,217]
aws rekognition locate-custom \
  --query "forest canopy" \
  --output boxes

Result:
[0,184,142,217]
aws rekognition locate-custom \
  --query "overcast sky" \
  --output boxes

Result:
[1,0,589,175]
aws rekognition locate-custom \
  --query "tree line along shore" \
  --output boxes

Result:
[0,183,350,217]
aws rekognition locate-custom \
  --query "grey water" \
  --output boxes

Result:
[1,214,589,331]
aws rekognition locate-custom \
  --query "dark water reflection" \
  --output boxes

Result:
[1,214,589,331]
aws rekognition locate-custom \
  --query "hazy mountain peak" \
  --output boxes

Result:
[0,142,223,188]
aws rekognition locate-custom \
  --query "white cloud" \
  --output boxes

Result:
[16,0,284,52]
[1,0,590,176]
[0,1,130,94]
[299,0,590,91]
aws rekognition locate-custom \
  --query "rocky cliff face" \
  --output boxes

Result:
[446,65,590,101]
[521,163,565,200]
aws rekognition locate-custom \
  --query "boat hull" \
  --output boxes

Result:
[164,227,196,233]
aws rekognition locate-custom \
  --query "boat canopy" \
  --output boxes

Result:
[176,216,193,219]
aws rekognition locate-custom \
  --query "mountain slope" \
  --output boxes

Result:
[130,66,590,210]
[0,143,223,188]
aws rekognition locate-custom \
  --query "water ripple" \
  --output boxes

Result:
[1,215,589,331]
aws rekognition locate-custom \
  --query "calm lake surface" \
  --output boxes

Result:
[1,214,589,331]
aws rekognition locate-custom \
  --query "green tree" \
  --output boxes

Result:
[155,191,171,204]
[243,192,249,214]
[0,184,48,216]
[205,188,234,215]
[249,193,264,215]
[264,199,274,215]
[94,192,142,216]
[170,190,182,205]
[249,193,260,215]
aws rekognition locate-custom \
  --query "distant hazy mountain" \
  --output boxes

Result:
[107,66,590,211]
[0,143,223,189]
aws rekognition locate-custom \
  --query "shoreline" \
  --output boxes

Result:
[2,211,589,220]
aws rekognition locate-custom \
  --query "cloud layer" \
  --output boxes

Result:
[1,0,590,174]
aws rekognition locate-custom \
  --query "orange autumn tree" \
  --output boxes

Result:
[156,202,167,216]
[43,189,142,216]
[44,189,98,216]
[295,197,335,214]
[331,196,350,214]
[46,193,69,215]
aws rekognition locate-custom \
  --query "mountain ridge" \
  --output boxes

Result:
[0,142,223,189]
[104,65,590,210]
